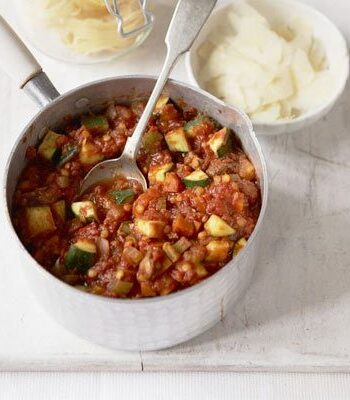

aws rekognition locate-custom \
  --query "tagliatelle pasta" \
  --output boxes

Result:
[31,0,146,55]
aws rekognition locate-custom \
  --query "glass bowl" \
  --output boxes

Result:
[13,0,154,64]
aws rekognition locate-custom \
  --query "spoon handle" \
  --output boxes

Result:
[122,0,217,161]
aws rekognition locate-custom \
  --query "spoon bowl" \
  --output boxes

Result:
[80,154,147,194]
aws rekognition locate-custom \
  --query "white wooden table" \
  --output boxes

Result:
[1,0,350,373]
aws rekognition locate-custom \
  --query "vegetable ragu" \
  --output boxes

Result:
[12,96,261,298]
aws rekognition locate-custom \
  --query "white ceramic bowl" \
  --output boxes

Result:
[186,0,349,135]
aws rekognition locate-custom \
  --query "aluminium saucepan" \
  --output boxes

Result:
[1,16,268,351]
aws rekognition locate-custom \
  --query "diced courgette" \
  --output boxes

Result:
[165,128,190,152]
[183,170,209,188]
[162,242,181,262]
[208,127,232,158]
[195,263,208,278]
[239,158,256,181]
[79,141,104,165]
[38,130,63,164]
[118,221,132,236]
[154,95,170,114]
[52,200,66,221]
[206,240,230,262]
[148,162,174,184]
[111,189,135,205]
[234,238,247,255]
[137,250,155,282]
[204,214,236,237]
[184,115,209,138]
[173,237,191,254]
[26,206,56,238]
[64,239,96,272]
[122,246,143,266]
[135,219,165,238]
[71,201,98,223]
[142,129,163,151]
[57,145,78,167]
[109,280,133,295]
[157,253,173,275]
[82,115,109,133]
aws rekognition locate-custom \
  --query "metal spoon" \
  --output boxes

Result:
[80,0,217,193]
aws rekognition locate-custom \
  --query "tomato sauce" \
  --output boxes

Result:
[12,97,261,298]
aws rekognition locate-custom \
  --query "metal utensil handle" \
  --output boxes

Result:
[104,0,154,38]
[123,0,217,160]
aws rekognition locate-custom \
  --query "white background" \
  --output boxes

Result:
[1,0,350,398]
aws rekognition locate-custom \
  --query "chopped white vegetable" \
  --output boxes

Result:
[291,48,315,89]
[206,75,247,111]
[280,100,293,119]
[261,70,295,106]
[230,22,284,68]
[251,103,281,122]
[242,86,262,113]
[290,71,336,111]
[274,24,295,42]
[289,17,313,53]
[309,38,328,71]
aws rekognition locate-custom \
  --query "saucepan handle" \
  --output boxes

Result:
[0,15,60,107]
